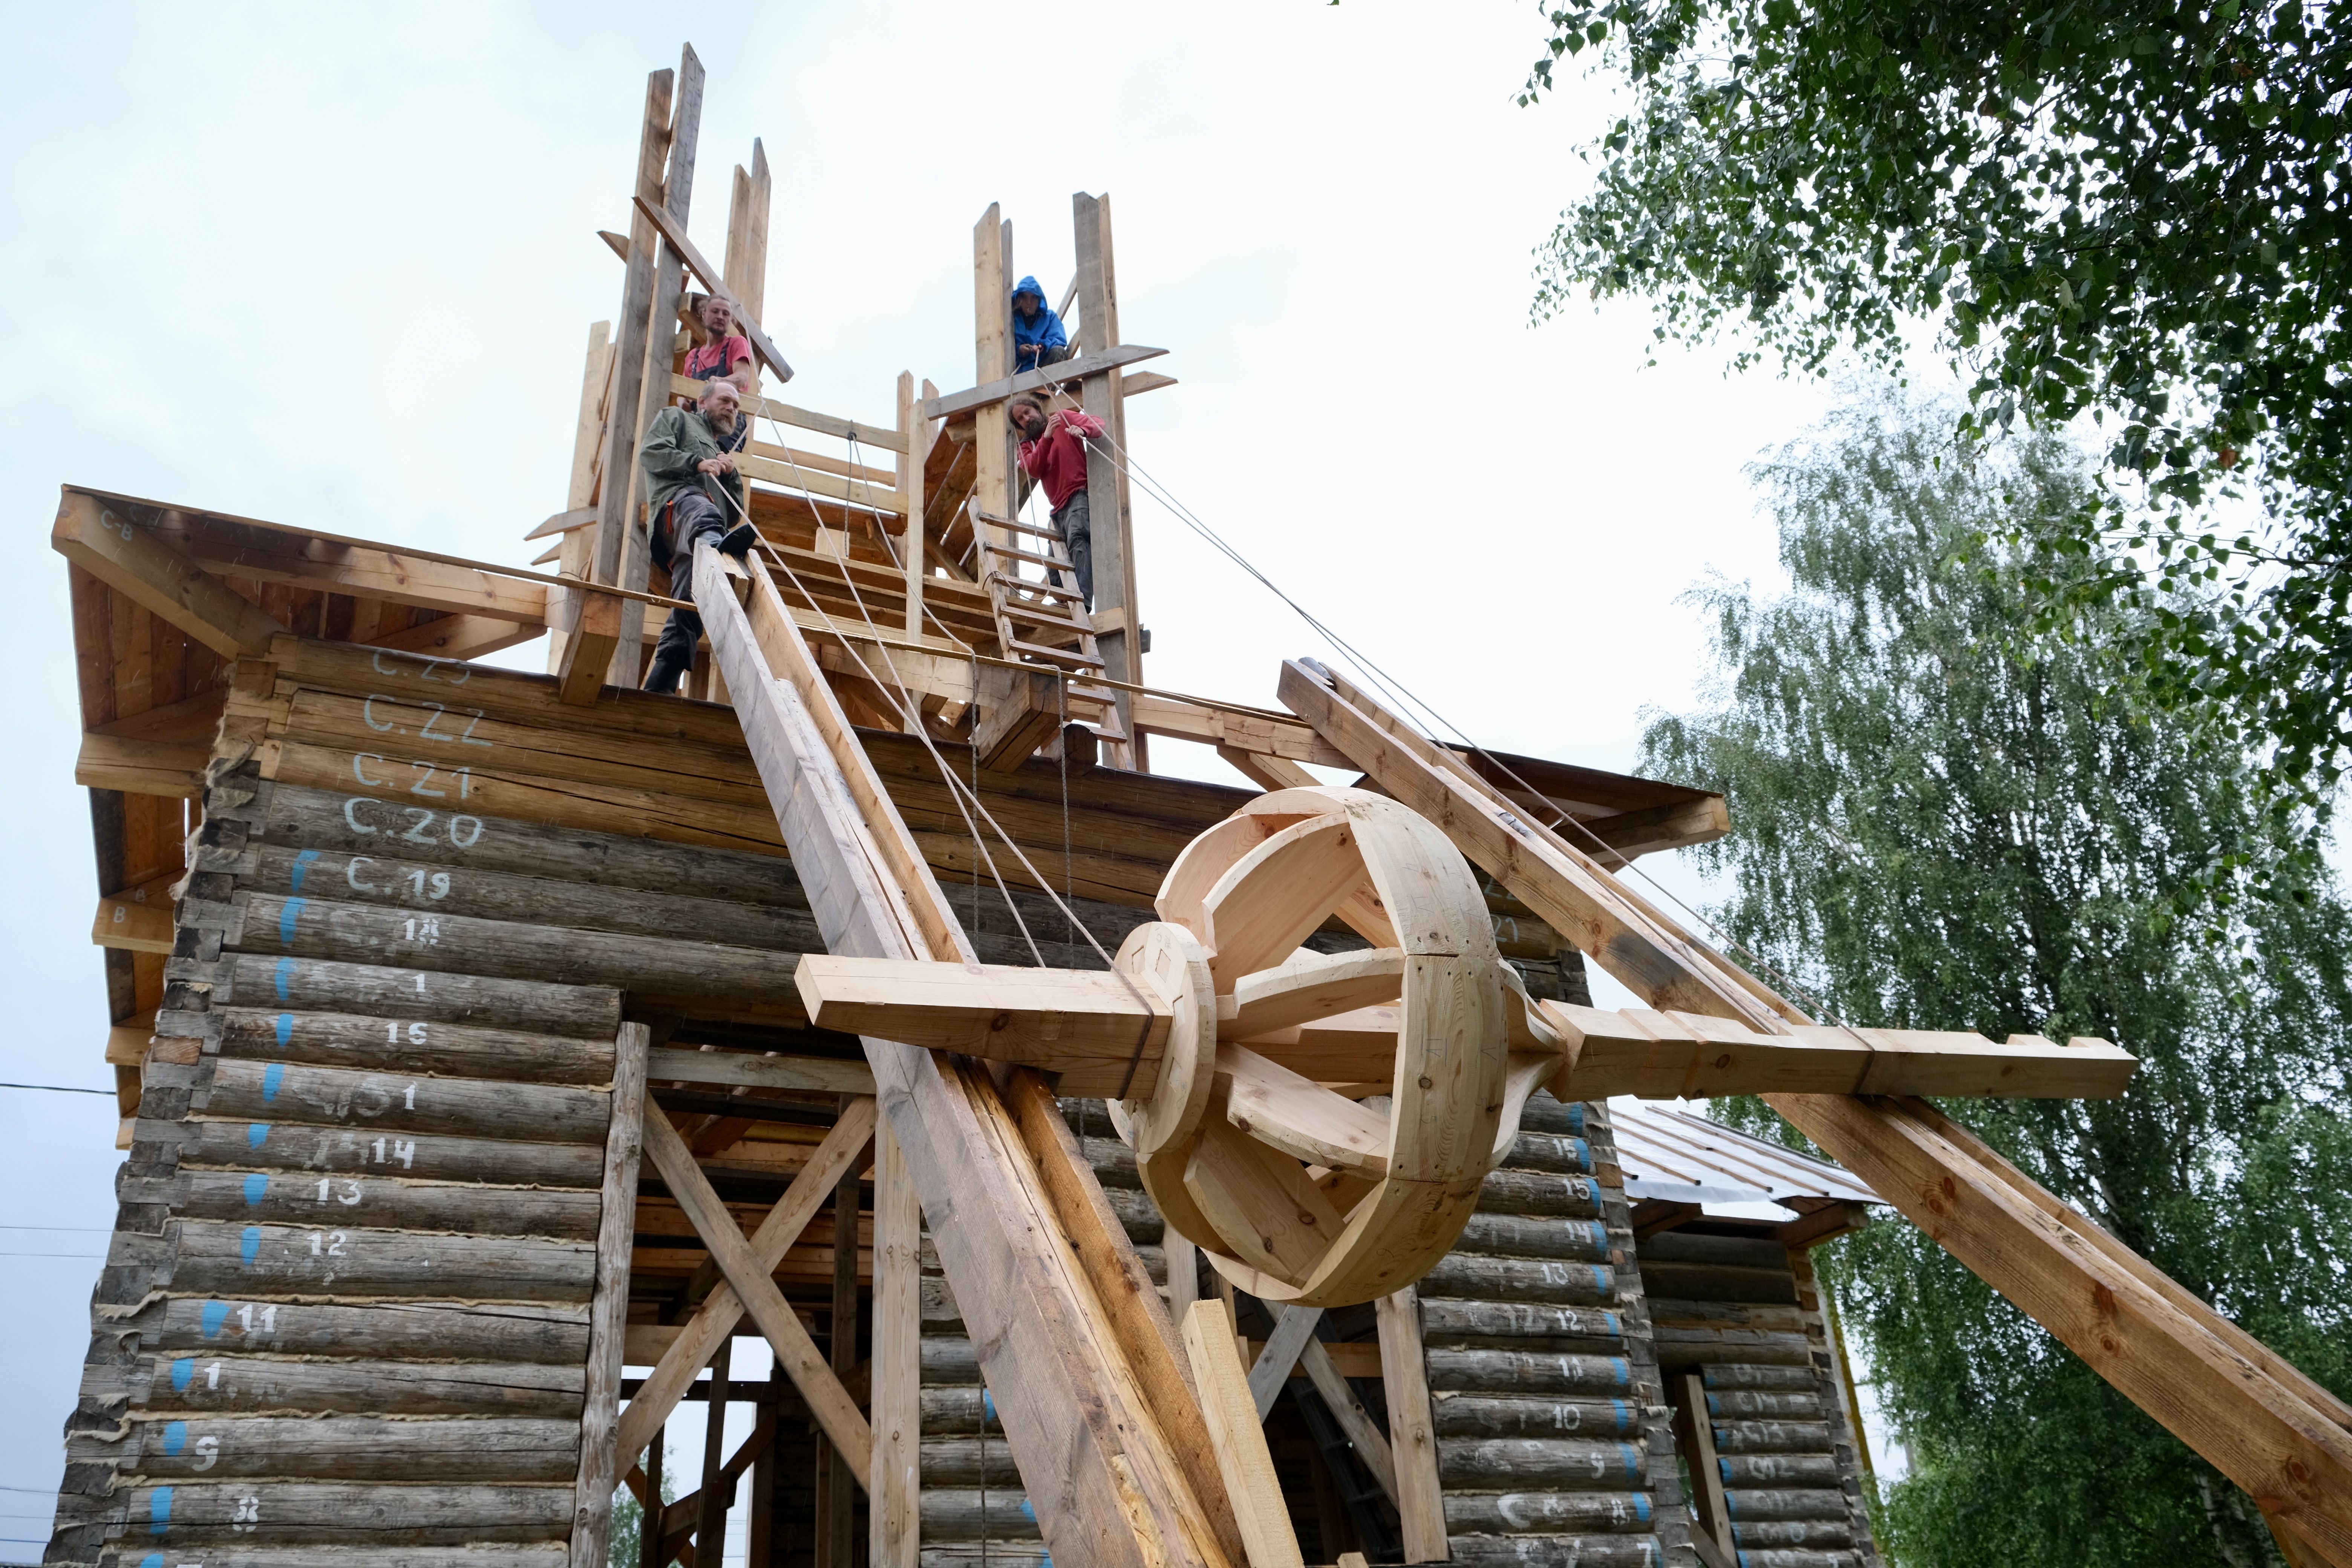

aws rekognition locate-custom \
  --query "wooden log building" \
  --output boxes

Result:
[34,43,2352,1568]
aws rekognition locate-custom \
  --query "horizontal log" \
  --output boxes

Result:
[917,1490,1044,1540]
[1478,1170,1607,1218]
[1703,1362,1819,1391]
[1643,1298,1807,1335]
[917,1551,1050,1568]
[1102,1185,1163,1245]
[122,1480,571,1545]
[1720,1453,1843,1488]
[648,1046,875,1095]
[1652,1326,1815,1367]
[1516,1094,1587,1137]
[1712,1418,1835,1455]
[1442,1536,1664,1568]
[166,1118,605,1189]
[1425,1350,1635,1396]
[162,1169,603,1240]
[165,1220,595,1303]
[1421,1255,1614,1305]
[917,1436,1027,1487]
[920,1335,982,1384]
[1731,1519,1855,1549]
[112,1295,589,1363]
[1722,1550,1855,1568]
[240,891,796,1007]
[243,841,818,955]
[1418,1300,1625,1343]
[1439,1437,1645,1490]
[1455,1213,1610,1257]
[131,1354,583,1418]
[210,952,621,1038]
[1721,1488,1854,1523]
[201,1059,610,1145]
[1431,1395,1641,1441]
[1635,1230,1799,1269]
[126,1415,579,1481]
[920,1387,1003,1435]
[1705,1389,1824,1421]
[1441,1491,1657,1534]
[86,1550,566,1568]
[1636,1260,1801,1307]
[211,1006,617,1086]
[1496,1132,1591,1177]
[254,781,799,905]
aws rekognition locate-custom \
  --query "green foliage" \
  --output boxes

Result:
[608,1452,679,1568]
[1526,0,2352,813]
[1637,393,2352,1567]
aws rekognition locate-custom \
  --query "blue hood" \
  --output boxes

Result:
[1010,275,1067,362]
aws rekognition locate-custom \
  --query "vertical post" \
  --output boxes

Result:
[697,1339,735,1554]
[871,1119,920,1568]
[1165,1228,1199,1326]
[551,320,615,676]
[563,67,673,701]
[640,1435,666,1568]
[568,1021,652,1568]
[611,42,707,690]
[827,1153,861,1568]
[972,204,1013,583]
[1072,191,1143,768]
[897,371,925,642]
[743,139,772,325]
[1374,1285,1447,1563]
[748,1361,779,1567]
[1671,1369,1736,1563]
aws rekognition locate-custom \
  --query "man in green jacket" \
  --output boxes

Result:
[640,380,759,695]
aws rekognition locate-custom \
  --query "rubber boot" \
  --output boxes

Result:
[642,647,693,696]
[719,521,758,559]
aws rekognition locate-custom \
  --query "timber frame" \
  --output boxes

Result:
[34,43,2352,1568]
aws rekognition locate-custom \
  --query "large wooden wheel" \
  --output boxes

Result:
[1107,787,1564,1308]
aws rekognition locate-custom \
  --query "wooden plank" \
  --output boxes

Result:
[1181,1300,1306,1568]
[1128,692,1353,769]
[899,371,926,640]
[736,446,909,515]
[648,1047,876,1095]
[824,1147,861,1566]
[793,956,1168,1086]
[133,504,549,625]
[570,1022,650,1568]
[614,1099,879,1464]
[1247,1304,1325,1418]
[922,343,1170,421]
[872,1118,921,1568]
[640,1106,875,1475]
[1376,1287,1447,1562]
[53,489,283,658]
[75,732,206,798]
[1074,191,1142,767]
[692,375,906,453]
[1216,745,1318,792]
[92,882,176,954]
[632,191,795,382]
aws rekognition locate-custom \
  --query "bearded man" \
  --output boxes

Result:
[639,379,758,695]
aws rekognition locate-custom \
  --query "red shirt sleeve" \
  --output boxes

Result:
[723,334,753,369]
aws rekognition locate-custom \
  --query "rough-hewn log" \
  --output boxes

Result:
[917,1490,1044,1540]
[1729,1519,1855,1548]
[1442,1538,1663,1568]
[1437,1438,1646,1490]
[1429,1395,1642,1440]
[1417,1300,1625,1343]
[914,1438,1027,1487]
[1424,1350,1638,1396]
[1499,1132,1592,1176]
[210,1006,617,1085]
[1635,1260,1801,1306]
[1476,1170,1607,1217]
[116,1481,572,1545]
[107,1296,591,1363]
[129,1355,584,1418]
[199,1059,611,1145]
[126,1416,580,1481]
[1636,1231,1800,1269]
[1651,1328,1814,1368]
[1719,1454,1843,1488]
[1716,1489,1855,1523]
[205,952,622,1038]
[1440,1493,1658,1533]
[1419,1255,1614,1305]
[1703,1389,1824,1421]
[162,1170,603,1239]
[162,1220,595,1302]
[162,1118,605,1189]
[1453,1211,1608,1254]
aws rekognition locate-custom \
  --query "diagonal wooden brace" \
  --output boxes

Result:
[619,1099,879,1474]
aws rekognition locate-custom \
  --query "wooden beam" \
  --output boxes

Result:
[735,447,908,515]
[693,539,1248,1568]
[1075,191,1143,767]
[640,1107,874,1476]
[616,1101,880,1466]
[557,590,623,705]
[1572,794,1732,864]
[690,376,908,452]
[1296,1338,1400,1506]
[871,1119,920,1568]
[77,732,205,799]
[1129,691,1353,769]
[370,613,543,662]
[646,1047,877,1095]
[1288,657,2352,1566]
[1122,372,1178,398]
[921,342,1170,421]
[794,956,1170,1090]
[52,489,283,658]
[632,192,795,383]
[1182,1300,1306,1568]
[92,884,175,954]
[1217,745,1319,792]
[1375,1287,1447,1563]
[1247,1305,1325,1419]
[570,1023,651,1568]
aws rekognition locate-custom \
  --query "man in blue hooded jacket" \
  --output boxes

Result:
[1010,276,1069,374]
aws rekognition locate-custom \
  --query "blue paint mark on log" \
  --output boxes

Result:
[290,849,320,891]
[240,1227,261,1265]
[273,957,295,1001]
[149,1486,173,1534]
[162,1421,187,1456]
[170,1359,194,1392]
[982,1389,995,1424]
[201,1301,230,1337]
[1633,1491,1651,1523]
[1611,1356,1629,1386]
[262,1063,285,1102]
[141,1556,163,1568]
[1613,1397,1634,1432]
[247,1123,270,1149]
[278,898,307,946]
[1018,1498,1036,1523]
[1618,1441,1642,1478]
[275,1014,293,1050]
[242,1174,268,1205]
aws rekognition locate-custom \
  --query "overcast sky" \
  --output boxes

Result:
[0,3,1907,1544]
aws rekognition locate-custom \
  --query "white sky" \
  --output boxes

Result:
[0,2,1905,1541]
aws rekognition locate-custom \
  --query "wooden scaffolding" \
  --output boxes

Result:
[36,44,2352,1568]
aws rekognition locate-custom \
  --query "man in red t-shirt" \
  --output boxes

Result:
[1009,394,1105,608]
[683,295,758,451]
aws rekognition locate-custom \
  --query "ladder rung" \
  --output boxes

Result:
[988,571,1083,602]
[1008,640,1105,668]
[989,542,1071,570]
[1008,606,1093,633]
[974,511,1064,539]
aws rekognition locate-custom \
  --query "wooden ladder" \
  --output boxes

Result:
[967,499,1127,743]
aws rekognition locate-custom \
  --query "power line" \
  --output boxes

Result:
[0,1082,111,1097]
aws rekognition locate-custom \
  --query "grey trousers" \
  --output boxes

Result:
[1052,489,1093,610]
